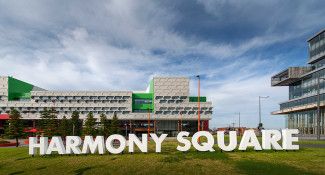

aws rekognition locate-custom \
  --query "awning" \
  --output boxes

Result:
[0,114,9,120]
[24,128,38,133]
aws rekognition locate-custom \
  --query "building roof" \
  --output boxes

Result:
[307,28,325,42]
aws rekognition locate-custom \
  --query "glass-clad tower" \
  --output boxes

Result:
[271,29,325,136]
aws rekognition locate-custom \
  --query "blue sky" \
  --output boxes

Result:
[0,0,325,129]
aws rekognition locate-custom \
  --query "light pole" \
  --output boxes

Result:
[317,77,325,140]
[258,96,269,130]
[196,75,201,142]
[147,108,150,142]
[235,112,241,135]
[235,112,241,128]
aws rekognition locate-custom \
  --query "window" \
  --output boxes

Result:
[134,99,152,104]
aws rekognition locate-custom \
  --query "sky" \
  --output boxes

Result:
[0,0,325,129]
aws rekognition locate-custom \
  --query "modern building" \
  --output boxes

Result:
[271,29,325,136]
[0,76,213,136]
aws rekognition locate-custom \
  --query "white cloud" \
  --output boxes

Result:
[206,73,287,129]
[0,0,322,129]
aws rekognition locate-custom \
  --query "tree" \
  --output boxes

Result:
[59,116,71,138]
[7,108,24,147]
[71,111,82,136]
[40,108,58,137]
[84,112,97,136]
[49,108,59,135]
[110,112,120,134]
[40,107,49,131]
[99,113,110,137]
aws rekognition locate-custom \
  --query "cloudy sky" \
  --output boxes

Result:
[1,0,325,129]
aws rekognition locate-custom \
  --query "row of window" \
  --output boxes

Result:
[158,100,184,104]
[309,32,325,60]
[289,68,325,99]
[1,107,128,111]
[0,110,130,115]
[309,31,325,49]
[155,111,212,115]
[32,96,130,100]
[159,107,212,111]
[134,99,152,104]
[309,43,325,59]
[155,96,187,100]
[34,99,128,104]
[281,94,325,110]
[287,110,325,134]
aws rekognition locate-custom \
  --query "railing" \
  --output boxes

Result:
[271,67,313,86]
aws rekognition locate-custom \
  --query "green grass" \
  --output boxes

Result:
[0,140,324,175]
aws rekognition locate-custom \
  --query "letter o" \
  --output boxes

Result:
[106,134,126,154]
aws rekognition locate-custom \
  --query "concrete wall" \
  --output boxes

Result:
[0,76,8,102]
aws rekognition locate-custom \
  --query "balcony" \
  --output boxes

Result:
[271,67,313,86]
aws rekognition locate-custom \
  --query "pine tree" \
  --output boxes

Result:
[48,108,58,136]
[59,116,71,138]
[7,108,23,147]
[110,112,120,134]
[84,112,97,136]
[40,108,58,137]
[99,113,110,137]
[71,111,82,136]
[40,108,50,136]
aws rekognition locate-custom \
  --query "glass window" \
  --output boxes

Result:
[134,99,152,104]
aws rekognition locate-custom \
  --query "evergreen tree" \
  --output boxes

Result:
[71,111,82,136]
[99,113,110,137]
[110,112,120,134]
[49,108,58,135]
[7,108,23,147]
[40,108,50,136]
[40,108,58,137]
[59,116,71,138]
[84,112,97,136]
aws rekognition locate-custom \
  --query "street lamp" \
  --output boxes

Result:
[235,112,241,128]
[196,75,201,131]
[147,108,151,142]
[258,96,269,130]
[235,112,241,135]
[196,75,201,142]
[316,77,325,140]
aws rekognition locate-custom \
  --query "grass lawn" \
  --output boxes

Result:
[0,139,325,175]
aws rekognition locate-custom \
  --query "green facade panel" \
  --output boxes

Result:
[148,79,154,93]
[132,93,153,99]
[132,79,155,112]
[132,92,154,112]
[8,77,34,101]
[189,96,207,102]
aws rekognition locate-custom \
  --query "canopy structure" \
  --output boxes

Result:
[0,114,9,120]
[24,128,38,133]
